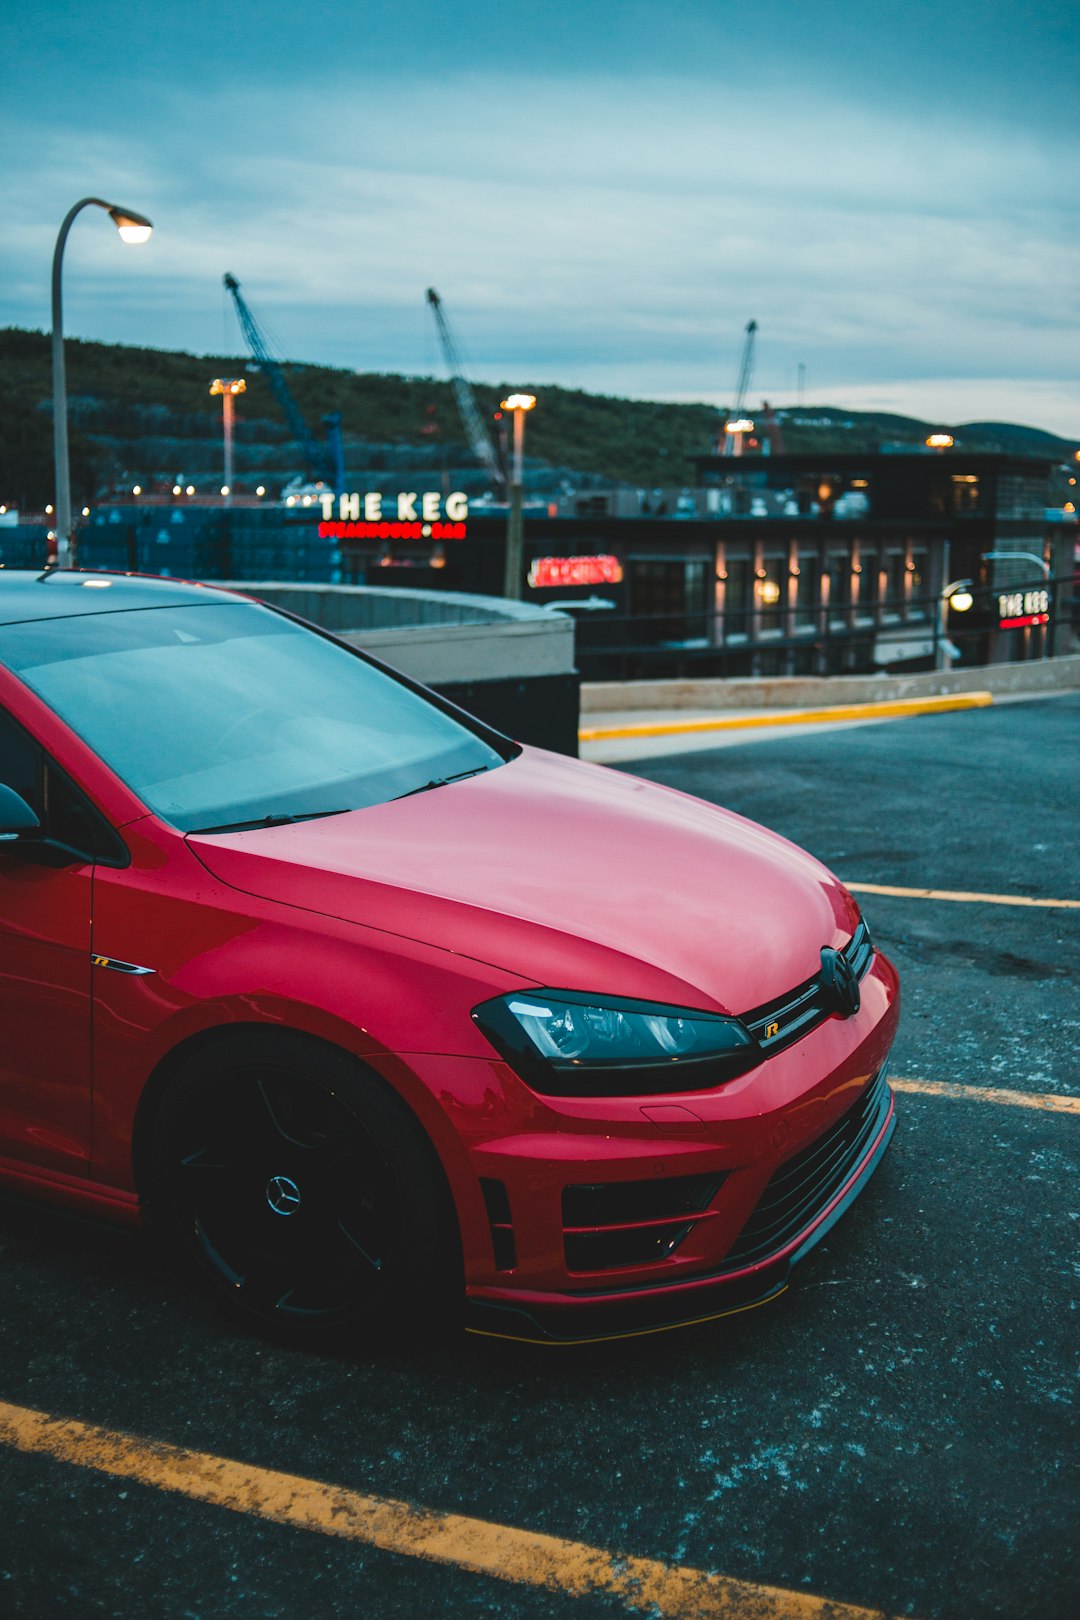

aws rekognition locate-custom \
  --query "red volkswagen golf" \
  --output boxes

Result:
[0,571,898,1344]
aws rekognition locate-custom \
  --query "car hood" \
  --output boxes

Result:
[187,748,859,1016]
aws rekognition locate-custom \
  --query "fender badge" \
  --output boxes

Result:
[91,955,155,975]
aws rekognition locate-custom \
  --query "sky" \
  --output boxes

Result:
[2,0,1078,436]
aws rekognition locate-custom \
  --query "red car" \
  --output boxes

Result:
[0,570,898,1344]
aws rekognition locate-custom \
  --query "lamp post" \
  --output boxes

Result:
[210,378,246,505]
[52,198,153,566]
[938,578,974,671]
[500,392,536,600]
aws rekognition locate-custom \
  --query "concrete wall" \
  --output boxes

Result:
[581,652,1080,713]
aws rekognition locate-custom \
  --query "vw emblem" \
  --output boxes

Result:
[265,1174,302,1216]
[819,946,861,1018]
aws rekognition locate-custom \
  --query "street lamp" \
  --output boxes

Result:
[500,392,536,599]
[926,433,954,452]
[210,378,246,506]
[938,578,974,671]
[52,198,153,566]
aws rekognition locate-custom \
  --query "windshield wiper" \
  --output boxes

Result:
[393,765,493,801]
[188,809,350,835]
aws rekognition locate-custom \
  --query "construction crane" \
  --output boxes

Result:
[426,288,505,493]
[717,318,757,457]
[223,273,345,494]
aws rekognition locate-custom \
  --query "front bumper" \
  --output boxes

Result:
[464,1068,895,1342]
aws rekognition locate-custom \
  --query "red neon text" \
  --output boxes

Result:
[528,554,623,589]
[318,521,467,542]
[998,613,1049,630]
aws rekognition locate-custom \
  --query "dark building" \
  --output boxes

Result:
[3,451,1074,682]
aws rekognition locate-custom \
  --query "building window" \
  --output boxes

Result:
[883,551,905,615]
[757,554,786,633]
[724,557,751,637]
[908,548,929,618]
[854,550,877,621]
[794,555,819,628]
[827,551,852,625]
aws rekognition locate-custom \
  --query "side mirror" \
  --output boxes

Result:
[0,783,42,843]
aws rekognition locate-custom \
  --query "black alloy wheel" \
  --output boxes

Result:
[150,1032,459,1343]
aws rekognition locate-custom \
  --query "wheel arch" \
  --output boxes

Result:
[130,1021,462,1256]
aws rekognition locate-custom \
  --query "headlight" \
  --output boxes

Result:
[471,989,761,1097]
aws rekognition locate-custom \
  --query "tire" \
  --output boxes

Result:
[149,1030,461,1346]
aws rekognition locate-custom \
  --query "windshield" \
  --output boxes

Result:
[0,602,507,832]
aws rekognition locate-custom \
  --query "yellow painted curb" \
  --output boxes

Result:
[579,690,993,742]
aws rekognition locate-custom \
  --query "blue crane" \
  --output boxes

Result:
[223,273,345,494]
[426,288,506,494]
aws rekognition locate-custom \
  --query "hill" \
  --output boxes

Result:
[0,327,1074,509]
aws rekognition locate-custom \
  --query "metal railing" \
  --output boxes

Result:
[572,575,1076,682]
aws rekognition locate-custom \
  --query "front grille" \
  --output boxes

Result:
[742,919,873,1057]
[562,1170,726,1273]
[721,1069,891,1270]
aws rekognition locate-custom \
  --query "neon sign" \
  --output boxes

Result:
[998,588,1049,630]
[528,555,623,589]
[318,491,468,523]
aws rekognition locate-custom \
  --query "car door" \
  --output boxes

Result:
[0,704,94,1175]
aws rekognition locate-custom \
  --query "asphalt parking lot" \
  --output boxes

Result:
[1,693,1077,1620]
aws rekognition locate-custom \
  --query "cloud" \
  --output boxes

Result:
[1,63,1076,434]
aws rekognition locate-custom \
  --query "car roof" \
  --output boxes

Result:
[0,570,247,626]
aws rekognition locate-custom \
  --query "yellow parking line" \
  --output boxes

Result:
[0,1398,890,1620]
[891,1076,1080,1114]
[847,881,1080,910]
[579,691,993,741]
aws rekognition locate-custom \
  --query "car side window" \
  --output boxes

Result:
[0,703,45,816]
[0,704,124,864]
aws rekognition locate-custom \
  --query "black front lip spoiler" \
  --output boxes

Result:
[465,1086,896,1345]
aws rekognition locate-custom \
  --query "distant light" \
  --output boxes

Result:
[256,485,266,497]
[926,433,954,449]
[286,496,296,507]
[80,579,112,589]
[210,377,247,397]
[81,506,90,516]
[221,485,230,497]
[950,589,974,612]
[185,484,195,495]
[1065,501,1076,514]
[759,580,781,605]
[172,484,182,495]
[302,495,312,507]
[725,418,754,434]
[45,504,54,514]
[0,505,6,514]
[851,479,869,488]
[501,393,537,411]
[132,484,142,495]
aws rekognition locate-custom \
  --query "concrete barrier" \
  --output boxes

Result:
[581,653,1080,714]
